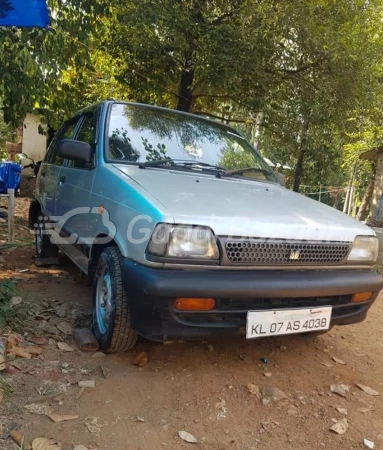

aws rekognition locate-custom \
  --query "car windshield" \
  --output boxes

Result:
[107,103,278,183]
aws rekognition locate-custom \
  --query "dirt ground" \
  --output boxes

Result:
[1,199,383,450]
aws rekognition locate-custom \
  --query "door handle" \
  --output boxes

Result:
[59,175,66,184]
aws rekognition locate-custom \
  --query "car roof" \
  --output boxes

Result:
[72,100,243,137]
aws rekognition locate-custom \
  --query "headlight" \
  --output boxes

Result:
[347,236,379,263]
[147,223,219,260]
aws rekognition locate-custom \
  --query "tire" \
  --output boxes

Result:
[93,246,138,353]
[35,214,58,259]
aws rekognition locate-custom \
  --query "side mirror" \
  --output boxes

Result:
[275,172,286,186]
[57,139,93,163]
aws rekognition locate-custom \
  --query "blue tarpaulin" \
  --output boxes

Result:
[0,162,21,194]
[0,0,49,28]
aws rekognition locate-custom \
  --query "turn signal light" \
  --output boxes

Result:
[175,298,215,311]
[352,292,373,303]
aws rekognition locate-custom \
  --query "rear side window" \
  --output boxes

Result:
[45,119,81,166]
[68,113,96,169]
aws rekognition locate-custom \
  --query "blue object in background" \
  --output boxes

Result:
[0,0,49,27]
[0,161,21,193]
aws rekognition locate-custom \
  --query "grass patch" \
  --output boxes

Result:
[0,279,16,330]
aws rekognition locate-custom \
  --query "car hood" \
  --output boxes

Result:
[115,165,374,242]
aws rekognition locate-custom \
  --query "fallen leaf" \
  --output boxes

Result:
[357,384,380,396]
[57,342,74,352]
[101,365,111,379]
[84,416,107,434]
[262,386,287,405]
[7,334,21,347]
[79,380,95,388]
[32,437,62,450]
[48,413,79,423]
[11,296,22,306]
[332,357,346,365]
[36,313,51,321]
[76,387,85,400]
[56,322,72,336]
[264,372,272,377]
[247,383,260,395]
[30,336,47,346]
[133,352,148,367]
[132,416,145,422]
[24,403,55,415]
[66,372,82,385]
[54,305,67,319]
[178,430,198,444]
[8,360,23,370]
[330,384,350,398]
[90,352,106,360]
[336,407,348,415]
[215,399,226,409]
[321,362,333,368]
[10,346,32,359]
[330,417,349,435]
[25,345,43,355]
[287,404,298,416]
[18,268,30,273]
[357,406,375,413]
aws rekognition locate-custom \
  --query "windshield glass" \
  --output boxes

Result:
[107,103,278,183]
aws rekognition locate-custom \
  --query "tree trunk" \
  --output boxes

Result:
[176,53,195,112]
[252,112,264,151]
[357,175,375,221]
[343,169,355,214]
[293,119,310,192]
[176,2,204,112]
[293,148,306,192]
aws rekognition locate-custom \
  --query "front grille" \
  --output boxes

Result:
[224,240,351,265]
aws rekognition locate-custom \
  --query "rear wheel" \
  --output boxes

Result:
[35,214,58,259]
[93,247,138,353]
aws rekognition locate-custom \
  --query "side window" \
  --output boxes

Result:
[46,119,80,165]
[68,114,96,168]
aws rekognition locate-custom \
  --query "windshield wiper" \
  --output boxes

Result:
[173,160,225,172]
[138,158,174,169]
[217,167,272,178]
[138,159,225,174]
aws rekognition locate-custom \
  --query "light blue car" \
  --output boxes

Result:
[29,100,383,352]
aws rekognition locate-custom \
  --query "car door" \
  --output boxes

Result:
[54,111,98,272]
[35,119,81,218]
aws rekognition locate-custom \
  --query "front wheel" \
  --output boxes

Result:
[93,247,138,353]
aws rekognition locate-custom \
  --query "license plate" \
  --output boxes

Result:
[246,307,332,339]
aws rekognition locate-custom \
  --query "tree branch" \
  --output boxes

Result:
[193,111,247,123]
[265,63,318,75]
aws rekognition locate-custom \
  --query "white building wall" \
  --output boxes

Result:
[22,113,47,163]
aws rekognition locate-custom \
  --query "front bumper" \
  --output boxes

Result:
[121,259,383,341]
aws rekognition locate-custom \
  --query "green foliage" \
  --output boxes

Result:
[0,108,14,158]
[0,279,16,330]
[1,0,383,215]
